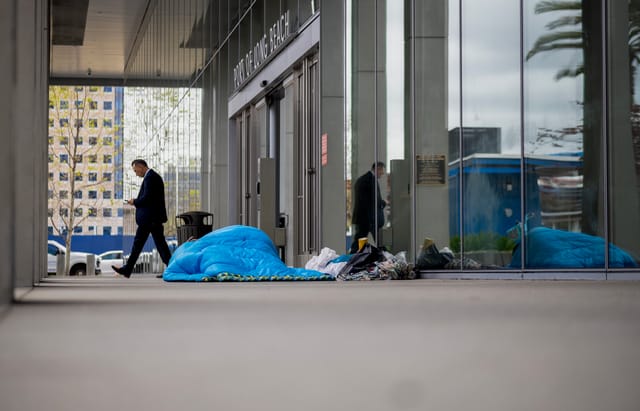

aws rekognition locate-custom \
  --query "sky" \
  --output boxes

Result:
[383,0,597,157]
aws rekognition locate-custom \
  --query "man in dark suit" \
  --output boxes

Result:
[113,159,172,278]
[349,161,387,253]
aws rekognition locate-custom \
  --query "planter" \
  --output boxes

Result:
[460,250,513,267]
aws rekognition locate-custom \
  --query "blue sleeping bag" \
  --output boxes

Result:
[163,225,333,281]
[509,227,638,269]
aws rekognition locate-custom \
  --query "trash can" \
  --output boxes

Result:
[176,211,214,245]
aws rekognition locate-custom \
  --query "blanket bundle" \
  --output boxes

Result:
[509,227,638,269]
[163,225,332,282]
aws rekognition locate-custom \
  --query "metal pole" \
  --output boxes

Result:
[86,254,95,276]
[56,253,65,276]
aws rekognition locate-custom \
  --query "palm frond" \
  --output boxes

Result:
[554,66,584,80]
[527,42,583,60]
[527,31,583,60]
[534,1,581,14]
[546,15,581,30]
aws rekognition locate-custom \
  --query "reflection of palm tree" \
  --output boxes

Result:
[628,2,640,96]
[526,1,583,79]
[527,0,640,98]
[528,1,640,237]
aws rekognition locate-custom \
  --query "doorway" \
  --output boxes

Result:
[230,53,320,265]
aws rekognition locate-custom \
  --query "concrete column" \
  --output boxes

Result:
[15,0,47,287]
[0,0,48,303]
[409,0,449,257]
[608,1,640,260]
[320,0,346,252]
[0,0,16,306]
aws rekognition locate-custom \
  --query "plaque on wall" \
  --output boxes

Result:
[416,154,446,185]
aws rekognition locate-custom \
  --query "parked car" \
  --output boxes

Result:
[98,250,124,274]
[47,240,101,276]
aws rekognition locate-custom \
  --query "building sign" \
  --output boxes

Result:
[233,11,291,90]
[416,154,446,185]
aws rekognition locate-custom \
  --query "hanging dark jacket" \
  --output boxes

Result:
[352,170,386,230]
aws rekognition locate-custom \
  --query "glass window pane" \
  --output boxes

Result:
[300,0,314,25]
[607,1,640,267]
[265,0,281,35]
[458,0,521,270]
[446,0,462,268]
[346,0,387,254]
[282,0,299,31]
[524,0,605,269]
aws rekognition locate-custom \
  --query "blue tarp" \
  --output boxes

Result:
[509,227,638,269]
[163,225,333,281]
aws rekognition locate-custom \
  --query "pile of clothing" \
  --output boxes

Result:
[306,244,415,281]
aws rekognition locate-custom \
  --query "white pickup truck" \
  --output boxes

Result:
[47,240,101,276]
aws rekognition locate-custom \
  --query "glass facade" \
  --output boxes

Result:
[47,86,124,238]
[346,0,639,274]
[123,0,320,239]
[119,0,637,274]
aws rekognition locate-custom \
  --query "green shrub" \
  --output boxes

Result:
[449,232,516,253]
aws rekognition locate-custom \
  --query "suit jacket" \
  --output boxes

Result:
[352,170,386,230]
[133,169,168,226]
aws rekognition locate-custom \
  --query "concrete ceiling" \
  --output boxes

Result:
[50,0,150,82]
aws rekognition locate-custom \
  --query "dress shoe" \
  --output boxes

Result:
[112,265,131,278]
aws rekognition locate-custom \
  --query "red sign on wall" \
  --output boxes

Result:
[321,133,328,166]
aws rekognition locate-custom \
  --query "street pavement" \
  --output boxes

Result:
[1,276,640,411]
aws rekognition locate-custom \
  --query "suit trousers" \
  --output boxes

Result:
[124,222,172,273]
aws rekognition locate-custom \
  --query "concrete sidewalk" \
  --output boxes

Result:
[1,277,640,411]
